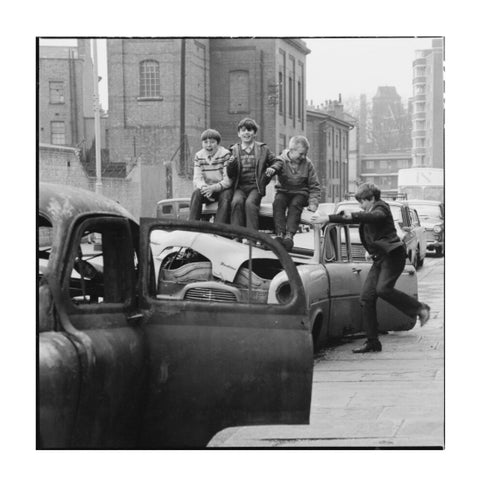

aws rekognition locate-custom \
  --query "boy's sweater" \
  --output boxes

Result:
[275,149,321,208]
[192,146,232,192]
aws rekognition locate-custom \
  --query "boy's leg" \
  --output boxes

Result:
[231,189,247,227]
[245,188,262,230]
[359,262,381,341]
[189,189,205,221]
[286,194,308,235]
[273,192,288,235]
[215,188,233,224]
[376,246,423,318]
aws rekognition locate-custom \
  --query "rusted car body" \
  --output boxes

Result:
[153,199,419,352]
[38,183,313,449]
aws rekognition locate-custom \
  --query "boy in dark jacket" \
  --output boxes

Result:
[273,135,321,250]
[227,118,282,230]
[311,183,431,353]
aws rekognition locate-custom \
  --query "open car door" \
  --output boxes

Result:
[138,218,313,448]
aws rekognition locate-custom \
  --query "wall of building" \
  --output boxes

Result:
[106,38,209,202]
[359,152,411,190]
[39,144,162,218]
[39,41,98,150]
[306,106,352,202]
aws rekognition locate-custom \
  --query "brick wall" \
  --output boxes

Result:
[38,144,163,219]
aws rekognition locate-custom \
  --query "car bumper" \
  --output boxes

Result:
[426,241,444,250]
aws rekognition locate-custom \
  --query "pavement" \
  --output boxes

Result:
[209,255,444,448]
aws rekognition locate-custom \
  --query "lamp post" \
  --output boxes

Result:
[92,38,102,194]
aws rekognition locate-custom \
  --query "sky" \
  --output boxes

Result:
[40,37,438,112]
[304,37,437,106]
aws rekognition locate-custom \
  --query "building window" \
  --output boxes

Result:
[278,71,283,114]
[327,131,331,146]
[297,80,301,119]
[335,161,339,177]
[229,70,249,113]
[279,134,286,154]
[380,160,387,169]
[49,81,64,104]
[139,60,160,98]
[288,76,293,118]
[51,121,65,145]
[342,134,346,150]
[366,160,374,169]
[335,133,339,148]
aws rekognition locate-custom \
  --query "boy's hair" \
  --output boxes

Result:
[355,183,381,202]
[201,129,221,143]
[237,118,259,133]
[289,135,310,153]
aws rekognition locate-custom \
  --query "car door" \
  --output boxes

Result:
[410,207,427,261]
[399,205,417,264]
[39,215,148,449]
[321,224,365,338]
[138,218,312,448]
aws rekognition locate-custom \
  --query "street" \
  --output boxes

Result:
[209,254,444,448]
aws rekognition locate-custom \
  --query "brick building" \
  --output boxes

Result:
[359,152,411,190]
[306,99,354,203]
[106,38,310,206]
[38,40,107,157]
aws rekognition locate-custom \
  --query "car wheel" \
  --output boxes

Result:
[416,246,424,268]
[435,246,444,257]
[409,250,417,268]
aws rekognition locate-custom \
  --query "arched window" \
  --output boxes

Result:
[139,60,160,98]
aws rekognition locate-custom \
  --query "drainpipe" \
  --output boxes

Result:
[180,39,186,174]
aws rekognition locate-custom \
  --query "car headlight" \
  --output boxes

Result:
[433,225,442,233]
[276,282,292,304]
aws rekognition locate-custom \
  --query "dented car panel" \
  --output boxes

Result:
[38,183,313,449]
[139,219,312,448]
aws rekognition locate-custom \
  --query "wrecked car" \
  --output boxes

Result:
[38,183,313,449]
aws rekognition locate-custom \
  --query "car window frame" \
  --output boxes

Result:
[61,215,136,315]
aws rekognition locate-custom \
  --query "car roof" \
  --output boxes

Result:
[408,199,443,205]
[39,182,136,226]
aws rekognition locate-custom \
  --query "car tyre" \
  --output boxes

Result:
[409,250,417,269]
[416,246,424,268]
[435,246,444,257]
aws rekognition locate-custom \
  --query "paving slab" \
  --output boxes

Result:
[210,256,444,448]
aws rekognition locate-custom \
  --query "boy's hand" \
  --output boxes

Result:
[201,186,215,199]
[265,167,276,177]
[307,204,317,212]
[310,211,329,225]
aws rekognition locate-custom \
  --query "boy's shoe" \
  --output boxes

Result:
[282,237,294,251]
[352,339,382,353]
[418,303,431,327]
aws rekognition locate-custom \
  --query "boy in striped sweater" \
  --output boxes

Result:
[189,129,233,223]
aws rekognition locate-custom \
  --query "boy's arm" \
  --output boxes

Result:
[212,153,233,192]
[226,148,238,180]
[192,154,206,190]
[266,147,283,172]
[329,206,388,223]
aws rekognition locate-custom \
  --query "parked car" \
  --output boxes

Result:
[335,199,427,269]
[154,199,419,352]
[38,183,313,449]
[408,199,444,256]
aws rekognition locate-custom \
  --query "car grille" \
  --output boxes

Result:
[341,243,366,260]
[424,228,436,243]
[351,244,366,260]
[184,287,238,302]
